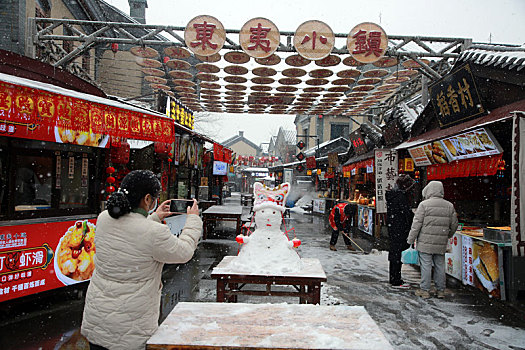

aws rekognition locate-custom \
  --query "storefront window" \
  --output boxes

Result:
[14,155,53,211]
[59,154,89,209]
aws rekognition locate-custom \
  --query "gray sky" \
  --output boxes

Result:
[107,0,525,145]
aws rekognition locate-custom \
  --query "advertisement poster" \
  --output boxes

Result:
[445,232,462,280]
[179,136,189,165]
[374,149,398,214]
[441,128,502,161]
[358,205,373,236]
[313,199,325,214]
[0,219,97,302]
[187,140,197,169]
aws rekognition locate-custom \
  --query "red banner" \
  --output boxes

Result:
[427,155,502,180]
[0,219,97,302]
[214,143,224,161]
[0,81,173,144]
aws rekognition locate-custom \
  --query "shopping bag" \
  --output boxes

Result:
[401,247,419,265]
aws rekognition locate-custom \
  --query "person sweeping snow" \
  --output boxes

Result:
[328,201,356,251]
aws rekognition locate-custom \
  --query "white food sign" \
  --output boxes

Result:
[374,149,398,214]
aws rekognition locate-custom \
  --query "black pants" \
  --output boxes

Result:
[90,343,109,350]
[389,259,403,286]
[330,229,351,246]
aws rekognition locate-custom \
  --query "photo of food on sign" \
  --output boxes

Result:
[54,220,96,285]
[55,127,108,147]
[423,142,447,164]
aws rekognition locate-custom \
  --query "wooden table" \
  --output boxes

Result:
[202,205,243,240]
[211,256,326,304]
[147,302,393,349]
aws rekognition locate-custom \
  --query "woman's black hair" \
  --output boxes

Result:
[106,170,161,219]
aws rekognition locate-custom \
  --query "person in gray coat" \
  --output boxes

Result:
[82,170,202,350]
[407,181,458,299]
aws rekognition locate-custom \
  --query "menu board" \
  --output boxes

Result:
[408,128,501,166]
[440,128,502,161]
[408,141,447,166]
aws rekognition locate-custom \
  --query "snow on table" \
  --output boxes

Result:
[213,256,326,279]
[203,205,243,215]
[147,302,393,349]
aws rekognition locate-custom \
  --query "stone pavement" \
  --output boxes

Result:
[1,193,524,349]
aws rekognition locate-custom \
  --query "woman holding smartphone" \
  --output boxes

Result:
[81,170,201,350]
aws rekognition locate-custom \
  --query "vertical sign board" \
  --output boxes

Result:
[462,235,475,286]
[428,63,485,128]
[374,149,398,214]
[349,129,368,155]
[283,169,293,184]
[445,232,463,280]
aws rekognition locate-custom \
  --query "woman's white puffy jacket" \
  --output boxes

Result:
[81,211,202,349]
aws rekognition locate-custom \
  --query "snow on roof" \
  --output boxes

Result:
[458,44,525,71]
[0,72,171,119]
[304,137,349,155]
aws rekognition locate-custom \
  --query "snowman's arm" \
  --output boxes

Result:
[236,234,250,244]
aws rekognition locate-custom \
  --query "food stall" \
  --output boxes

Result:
[399,96,525,300]
[0,70,174,303]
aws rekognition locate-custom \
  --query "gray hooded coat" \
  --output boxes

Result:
[407,181,458,254]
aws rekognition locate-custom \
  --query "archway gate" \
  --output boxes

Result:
[29,16,474,121]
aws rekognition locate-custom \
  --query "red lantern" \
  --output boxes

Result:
[106,166,116,174]
[111,43,119,54]
[107,176,116,184]
[168,152,173,158]
[106,186,116,193]
[168,158,173,163]
[163,56,170,64]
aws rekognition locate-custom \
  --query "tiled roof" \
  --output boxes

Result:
[458,44,525,71]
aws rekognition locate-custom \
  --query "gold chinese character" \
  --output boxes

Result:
[437,91,450,116]
[457,78,474,109]
[447,85,460,113]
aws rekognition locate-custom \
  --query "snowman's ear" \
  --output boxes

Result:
[253,182,264,193]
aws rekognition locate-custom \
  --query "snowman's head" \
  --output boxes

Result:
[255,208,282,229]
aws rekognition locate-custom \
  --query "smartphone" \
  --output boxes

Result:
[170,199,194,214]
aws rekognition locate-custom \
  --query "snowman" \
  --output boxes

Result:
[228,182,303,274]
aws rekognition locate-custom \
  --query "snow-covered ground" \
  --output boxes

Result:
[194,207,525,350]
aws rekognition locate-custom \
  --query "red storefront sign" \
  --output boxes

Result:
[0,81,173,144]
[0,219,97,302]
[306,156,317,169]
[427,154,502,180]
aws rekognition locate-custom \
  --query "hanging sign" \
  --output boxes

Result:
[440,128,502,161]
[347,22,388,64]
[306,156,317,169]
[374,149,398,214]
[240,17,280,58]
[293,20,335,60]
[328,152,339,167]
[166,97,194,130]
[184,15,226,56]
[349,129,368,155]
[429,63,485,128]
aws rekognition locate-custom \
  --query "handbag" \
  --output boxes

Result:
[401,247,419,265]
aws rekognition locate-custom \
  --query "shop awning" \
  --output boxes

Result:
[395,99,525,150]
[0,72,174,143]
[343,150,375,166]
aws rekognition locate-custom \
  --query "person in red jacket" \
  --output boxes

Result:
[328,202,356,251]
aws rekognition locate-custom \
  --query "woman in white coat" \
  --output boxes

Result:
[81,170,202,350]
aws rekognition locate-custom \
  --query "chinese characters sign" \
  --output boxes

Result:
[166,97,194,130]
[0,219,97,302]
[375,149,398,214]
[184,15,226,56]
[293,20,335,60]
[239,18,280,58]
[347,22,388,64]
[0,81,173,144]
[306,156,317,169]
[429,64,485,128]
[349,129,368,155]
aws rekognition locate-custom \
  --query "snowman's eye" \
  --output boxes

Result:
[275,194,284,201]
[273,211,276,214]
[258,194,266,200]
